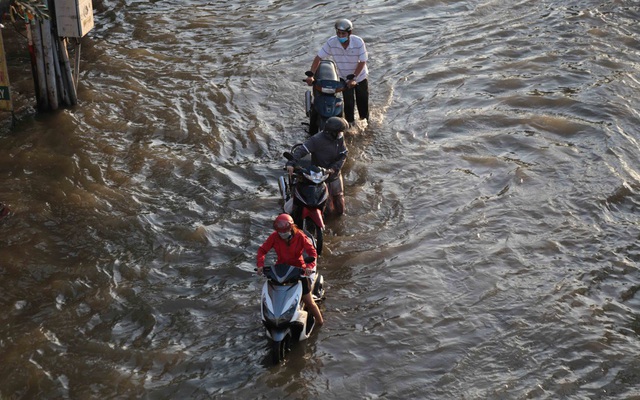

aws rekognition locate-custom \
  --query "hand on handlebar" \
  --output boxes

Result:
[347,79,357,88]
[305,76,314,86]
[256,266,263,276]
[287,166,295,176]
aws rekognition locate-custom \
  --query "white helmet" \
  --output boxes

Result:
[335,19,353,32]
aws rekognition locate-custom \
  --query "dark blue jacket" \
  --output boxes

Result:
[289,131,348,179]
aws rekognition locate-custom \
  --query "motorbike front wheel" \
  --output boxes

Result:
[271,333,291,365]
[303,217,324,256]
[277,175,289,202]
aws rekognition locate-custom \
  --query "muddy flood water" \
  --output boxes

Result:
[1,0,640,398]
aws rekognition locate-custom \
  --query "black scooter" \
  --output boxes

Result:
[278,147,329,255]
[304,60,352,135]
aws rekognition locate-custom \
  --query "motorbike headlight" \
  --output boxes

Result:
[281,302,297,322]
[303,170,326,184]
[262,299,276,322]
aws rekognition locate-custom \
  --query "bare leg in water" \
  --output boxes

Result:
[303,293,324,325]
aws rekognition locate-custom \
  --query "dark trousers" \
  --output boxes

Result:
[343,79,369,123]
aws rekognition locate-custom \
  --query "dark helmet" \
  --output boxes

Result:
[335,19,353,33]
[324,116,349,139]
[273,213,294,233]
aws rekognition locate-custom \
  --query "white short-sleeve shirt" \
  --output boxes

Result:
[317,35,369,83]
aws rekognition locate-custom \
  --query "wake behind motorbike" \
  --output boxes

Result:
[278,147,330,255]
[260,260,325,365]
[304,60,352,135]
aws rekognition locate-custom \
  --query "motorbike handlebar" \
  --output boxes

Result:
[283,149,330,179]
[260,264,311,282]
[285,164,329,176]
[303,71,314,85]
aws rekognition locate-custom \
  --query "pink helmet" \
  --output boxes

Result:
[273,213,294,233]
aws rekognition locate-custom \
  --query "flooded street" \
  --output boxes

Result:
[1,0,640,398]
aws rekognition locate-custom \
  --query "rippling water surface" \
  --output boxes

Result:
[1,0,640,398]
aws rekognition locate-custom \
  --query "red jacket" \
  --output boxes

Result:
[256,230,317,270]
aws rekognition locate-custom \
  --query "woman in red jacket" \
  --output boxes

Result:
[257,214,324,326]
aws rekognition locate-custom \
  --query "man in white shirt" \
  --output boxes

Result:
[305,19,369,126]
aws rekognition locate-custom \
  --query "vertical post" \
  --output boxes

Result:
[22,0,92,111]
[41,18,58,110]
[32,19,49,111]
[73,38,81,90]
[25,12,41,102]
[46,0,69,107]
[51,35,69,105]
[0,27,13,119]
[58,37,77,105]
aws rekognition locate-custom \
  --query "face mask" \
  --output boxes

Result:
[278,231,292,240]
[338,37,348,44]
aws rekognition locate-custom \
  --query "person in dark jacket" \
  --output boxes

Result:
[287,116,349,218]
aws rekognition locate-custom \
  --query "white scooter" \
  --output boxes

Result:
[259,257,325,364]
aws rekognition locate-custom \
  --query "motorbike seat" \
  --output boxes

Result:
[315,60,340,84]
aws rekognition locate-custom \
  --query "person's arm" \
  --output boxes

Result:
[353,61,366,77]
[305,56,323,85]
[349,37,368,86]
[302,233,318,270]
[286,139,314,174]
[293,139,313,160]
[256,234,275,270]
[329,139,348,173]
[348,61,367,87]
[310,56,322,75]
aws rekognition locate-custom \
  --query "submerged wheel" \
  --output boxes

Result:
[303,217,323,256]
[271,334,291,365]
[312,274,325,301]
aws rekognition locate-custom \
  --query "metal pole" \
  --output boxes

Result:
[58,37,77,105]
[42,18,58,110]
[32,19,48,111]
